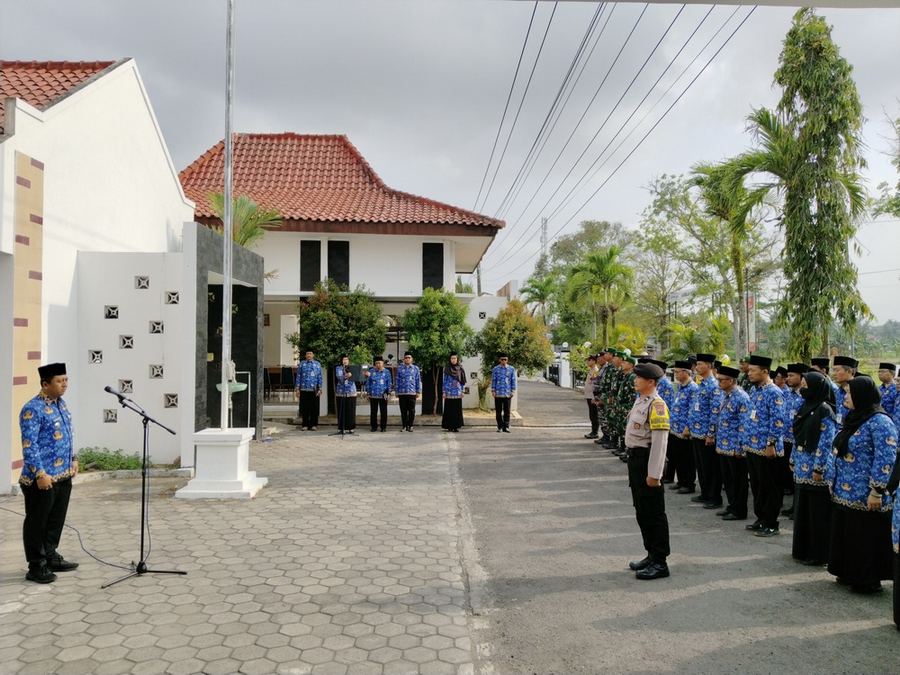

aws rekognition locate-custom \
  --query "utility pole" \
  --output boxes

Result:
[476,264,482,296]
[540,217,548,262]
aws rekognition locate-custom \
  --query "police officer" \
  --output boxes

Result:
[625,362,672,580]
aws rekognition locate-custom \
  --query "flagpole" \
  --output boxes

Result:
[220,0,236,430]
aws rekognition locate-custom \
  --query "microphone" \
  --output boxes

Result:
[104,386,127,401]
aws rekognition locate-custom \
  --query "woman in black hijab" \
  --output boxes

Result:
[441,353,466,432]
[828,375,897,594]
[791,371,837,566]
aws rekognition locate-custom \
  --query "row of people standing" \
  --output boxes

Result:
[295,350,516,433]
[586,350,900,628]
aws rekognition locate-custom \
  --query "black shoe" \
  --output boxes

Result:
[745,520,764,531]
[635,562,670,580]
[26,566,57,584]
[715,508,731,517]
[502,428,510,433]
[584,432,598,439]
[676,487,695,494]
[703,502,722,509]
[668,484,682,491]
[381,428,386,432]
[722,513,746,521]
[780,507,794,516]
[850,582,883,594]
[47,555,79,572]
[690,495,707,503]
[754,527,780,538]
[407,427,413,432]
[800,559,826,567]
[371,428,378,432]
[619,454,629,462]
[497,428,502,433]
[629,556,652,571]
[594,438,605,445]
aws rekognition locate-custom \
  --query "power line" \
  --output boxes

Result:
[475,2,560,214]
[472,1,540,211]
[483,6,757,284]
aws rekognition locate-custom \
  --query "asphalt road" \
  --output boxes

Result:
[456,381,899,674]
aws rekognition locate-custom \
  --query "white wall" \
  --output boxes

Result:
[78,252,186,463]
[258,233,456,298]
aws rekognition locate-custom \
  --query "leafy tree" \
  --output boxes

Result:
[519,276,555,325]
[735,9,869,361]
[285,280,386,411]
[566,246,633,346]
[455,276,475,294]
[401,288,474,414]
[613,323,649,355]
[473,300,553,379]
[872,112,900,218]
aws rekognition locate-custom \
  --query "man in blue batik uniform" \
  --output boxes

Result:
[743,355,786,538]
[877,363,898,420]
[491,353,517,433]
[669,360,698,494]
[779,363,809,516]
[395,351,421,432]
[714,365,751,520]
[831,355,858,427]
[294,349,323,430]
[691,354,724,509]
[20,363,80,584]
[366,356,393,432]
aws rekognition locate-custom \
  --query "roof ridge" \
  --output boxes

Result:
[1,60,117,70]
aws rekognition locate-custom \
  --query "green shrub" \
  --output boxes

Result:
[78,447,145,471]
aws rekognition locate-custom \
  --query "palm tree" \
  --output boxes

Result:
[567,246,633,346]
[519,277,555,325]
[692,160,756,356]
[614,322,649,354]
[208,192,282,248]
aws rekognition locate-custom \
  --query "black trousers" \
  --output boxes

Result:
[720,454,749,518]
[669,435,696,490]
[627,448,670,563]
[398,395,417,428]
[586,400,599,435]
[695,438,722,504]
[792,484,832,563]
[22,478,72,569]
[748,452,783,528]
[369,397,387,430]
[495,397,511,430]
[777,441,795,495]
[299,390,319,428]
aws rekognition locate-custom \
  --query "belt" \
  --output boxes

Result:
[628,446,651,457]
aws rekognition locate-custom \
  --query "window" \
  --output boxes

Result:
[300,240,321,292]
[422,243,444,291]
[328,241,350,287]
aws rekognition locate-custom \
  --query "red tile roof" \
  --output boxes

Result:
[179,133,504,230]
[1,60,119,134]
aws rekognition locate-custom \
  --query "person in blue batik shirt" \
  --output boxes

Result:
[831,355,858,427]
[690,354,724,510]
[714,365,751,521]
[365,356,392,432]
[20,363,80,584]
[294,349,323,431]
[828,375,897,595]
[743,355,786,538]
[441,352,467,433]
[669,361,698,494]
[779,363,809,517]
[877,363,898,420]
[334,354,357,433]
[491,353,517,433]
[884,436,900,627]
[395,352,421,432]
[790,371,837,567]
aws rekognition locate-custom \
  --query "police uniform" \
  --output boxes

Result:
[625,363,671,578]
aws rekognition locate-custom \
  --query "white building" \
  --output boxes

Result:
[1,59,261,491]
[179,133,508,413]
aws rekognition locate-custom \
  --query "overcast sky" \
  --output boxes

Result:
[3,0,899,321]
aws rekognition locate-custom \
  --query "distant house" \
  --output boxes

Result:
[0,59,262,491]
[179,133,508,410]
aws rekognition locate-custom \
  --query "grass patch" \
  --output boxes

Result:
[78,447,145,471]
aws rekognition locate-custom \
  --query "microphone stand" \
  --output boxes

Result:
[102,389,186,588]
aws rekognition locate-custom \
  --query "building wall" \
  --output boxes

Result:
[259,233,456,298]
[0,60,195,490]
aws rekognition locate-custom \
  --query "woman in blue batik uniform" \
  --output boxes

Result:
[335,354,357,433]
[441,353,466,433]
[829,376,898,594]
[886,448,900,627]
[790,371,837,566]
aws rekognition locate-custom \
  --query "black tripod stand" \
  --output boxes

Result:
[102,388,186,588]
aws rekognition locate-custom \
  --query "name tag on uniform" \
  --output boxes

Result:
[750,409,758,421]
[694,401,700,412]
